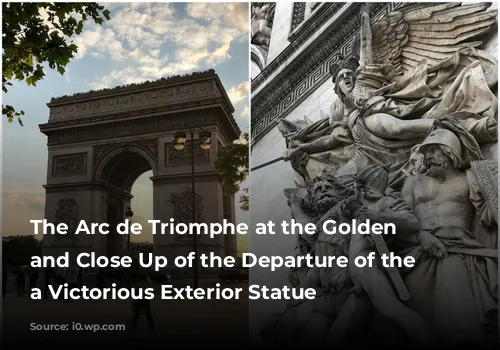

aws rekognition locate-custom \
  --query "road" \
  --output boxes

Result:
[3,275,249,346]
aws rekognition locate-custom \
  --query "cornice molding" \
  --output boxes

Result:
[48,69,219,105]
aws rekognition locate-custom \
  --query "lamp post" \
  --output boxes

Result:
[125,206,134,254]
[173,123,211,288]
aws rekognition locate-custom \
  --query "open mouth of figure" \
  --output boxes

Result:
[427,160,444,169]
[318,193,333,200]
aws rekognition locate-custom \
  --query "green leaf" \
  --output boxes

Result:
[103,9,111,20]
[26,76,33,86]
[57,66,65,75]
[5,69,13,80]
[18,117,24,126]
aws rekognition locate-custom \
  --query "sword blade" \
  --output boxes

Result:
[370,233,412,301]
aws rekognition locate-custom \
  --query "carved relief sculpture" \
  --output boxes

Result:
[169,191,204,239]
[53,198,79,243]
[282,2,497,189]
[268,3,499,347]
[52,153,87,176]
[251,2,275,65]
[166,142,210,165]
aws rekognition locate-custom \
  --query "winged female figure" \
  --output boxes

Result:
[283,3,498,189]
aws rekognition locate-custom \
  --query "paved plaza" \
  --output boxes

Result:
[3,276,249,345]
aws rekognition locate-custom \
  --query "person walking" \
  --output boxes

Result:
[131,271,155,334]
[66,264,78,300]
[77,267,84,288]
[3,262,9,297]
[16,266,26,296]
[44,266,53,300]
[29,267,39,290]
[55,266,66,300]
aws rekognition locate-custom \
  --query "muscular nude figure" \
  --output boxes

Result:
[399,128,497,345]
[325,165,433,346]
[288,166,433,345]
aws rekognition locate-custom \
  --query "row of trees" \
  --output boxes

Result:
[3,236,42,267]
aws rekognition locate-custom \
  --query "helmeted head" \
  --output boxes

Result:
[418,129,465,176]
[330,56,359,105]
[354,164,390,194]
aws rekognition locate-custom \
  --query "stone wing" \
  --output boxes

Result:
[371,2,497,77]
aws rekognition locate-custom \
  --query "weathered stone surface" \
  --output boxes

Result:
[252,2,498,346]
[40,71,240,267]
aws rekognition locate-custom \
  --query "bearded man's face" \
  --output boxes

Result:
[309,180,339,215]
[424,145,450,177]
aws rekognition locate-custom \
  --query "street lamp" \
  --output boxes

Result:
[125,206,134,253]
[173,123,212,288]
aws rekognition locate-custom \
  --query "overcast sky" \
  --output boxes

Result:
[2,2,249,253]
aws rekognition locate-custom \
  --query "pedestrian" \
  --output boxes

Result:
[96,268,106,289]
[16,266,26,297]
[131,271,155,334]
[77,267,84,288]
[44,266,52,300]
[3,262,9,297]
[66,264,79,299]
[55,265,66,300]
[29,266,39,290]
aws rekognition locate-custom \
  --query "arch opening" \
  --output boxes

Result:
[97,149,154,256]
[99,150,153,192]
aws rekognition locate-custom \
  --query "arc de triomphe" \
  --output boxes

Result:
[39,70,240,269]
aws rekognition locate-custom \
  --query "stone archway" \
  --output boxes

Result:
[40,70,241,268]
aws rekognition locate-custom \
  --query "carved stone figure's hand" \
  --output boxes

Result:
[390,198,412,213]
[487,115,497,128]
[418,231,448,259]
[288,193,304,208]
[486,116,497,138]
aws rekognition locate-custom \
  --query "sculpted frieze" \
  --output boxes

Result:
[45,114,217,145]
[49,80,219,121]
[252,2,402,142]
[266,3,499,347]
[52,153,87,176]
[49,69,217,104]
[168,191,204,241]
[165,142,210,165]
[53,198,79,244]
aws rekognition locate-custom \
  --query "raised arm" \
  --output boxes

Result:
[359,4,373,67]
